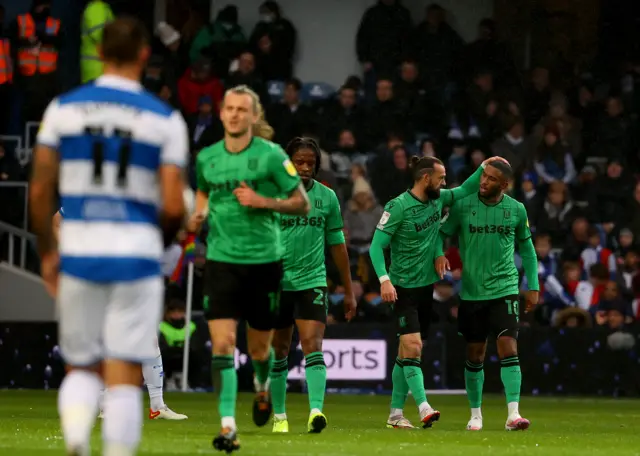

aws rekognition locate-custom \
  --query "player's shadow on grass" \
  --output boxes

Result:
[241,430,325,437]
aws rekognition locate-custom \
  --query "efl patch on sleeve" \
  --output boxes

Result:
[377,211,391,229]
[283,159,297,177]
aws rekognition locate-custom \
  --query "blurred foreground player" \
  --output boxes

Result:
[30,17,188,455]
[54,208,188,421]
[189,85,310,452]
[439,161,539,431]
[269,137,357,434]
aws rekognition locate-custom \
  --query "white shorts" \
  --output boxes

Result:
[57,274,164,366]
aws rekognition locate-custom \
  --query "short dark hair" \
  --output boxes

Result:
[589,263,609,281]
[286,78,302,92]
[285,136,321,175]
[409,155,444,181]
[487,160,513,180]
[101,16,149,65]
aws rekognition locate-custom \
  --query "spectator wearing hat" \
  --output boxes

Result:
[250,1,297,81]
[344,168,382,246]
[177,58,223,116]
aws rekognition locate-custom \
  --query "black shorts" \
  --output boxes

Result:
[458,294,520,342]
[203,260,283,331]
[273,287,328,329]
[393,285,434,340]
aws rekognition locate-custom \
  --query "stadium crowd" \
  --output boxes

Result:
[2,0,640,337]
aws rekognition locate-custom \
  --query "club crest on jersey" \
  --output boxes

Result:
[283,159,297,177]
[315,200,323,209]
[504,210,511,218]
[248,158,258,170]
[377,211,391,229]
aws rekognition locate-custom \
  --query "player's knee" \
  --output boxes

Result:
[466,342,487,364]
[496,335,518,358]
[248,338,271,361]
[272,336,291,359]
[211,332,236,356]
[400,337,422,359]
[300,335,322,355]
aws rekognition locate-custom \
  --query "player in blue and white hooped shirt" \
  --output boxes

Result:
[30,18,188,456]
[55,207,188,422]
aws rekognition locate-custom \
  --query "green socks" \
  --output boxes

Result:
[390,358,409,410]
[270,357,289,415]
[402,358,427,406]
[464,361,484,409]
[211,355,237,418]
[252,347,274,386]
[304,352,327,412]
[500,355,521,404]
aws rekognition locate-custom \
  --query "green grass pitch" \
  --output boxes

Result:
[1,390,639,455]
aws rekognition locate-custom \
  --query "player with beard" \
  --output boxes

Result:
[439,160,539,431]
[269,137,357,434]
[370,155,508,429]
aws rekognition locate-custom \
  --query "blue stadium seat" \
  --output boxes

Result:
[301,82,336,103]
[267,80,285,103]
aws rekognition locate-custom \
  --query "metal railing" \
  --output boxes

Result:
[0,219,35,270]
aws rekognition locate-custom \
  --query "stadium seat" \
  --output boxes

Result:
[301,82,336,103]
[267,80,285,103]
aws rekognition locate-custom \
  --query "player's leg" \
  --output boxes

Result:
[294,287,329,433]
[493,296,529,431]
[458,300,491,431]
[386,344,413,429]
[57,275,105,456]
[103,276,164,456]
[270,324,294,432]
[245,261,284,428]
[395,286,439,429]
[143,341,187,420]
[204,261,242,453]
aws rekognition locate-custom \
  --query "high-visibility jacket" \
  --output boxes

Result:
[80,0,114,84]
[0,38,12,84]
[16,13,60,76]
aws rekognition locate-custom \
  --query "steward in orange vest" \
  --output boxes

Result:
[16,13,60,76]
[0,38,12,85]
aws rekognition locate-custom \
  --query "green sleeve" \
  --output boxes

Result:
[268,146,301,195]
[84,4,113,44]
[189,28,210,63]
[439,206,461,237]
[369,200,403,280]
[196,153,210,193]
[440,165,483,207]
[516,203,539,291]
[325,191,345,246]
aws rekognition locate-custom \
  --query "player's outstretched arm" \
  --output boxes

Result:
[441,156,509,206]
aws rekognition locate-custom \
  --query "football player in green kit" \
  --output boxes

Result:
[270,137,357,434]
[439,160,539,432]
[370,154,508,430]
[190,85,310,453]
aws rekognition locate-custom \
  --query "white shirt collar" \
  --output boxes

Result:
[95,74,143,92]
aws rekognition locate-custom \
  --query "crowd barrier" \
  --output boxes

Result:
[1,322,638,397]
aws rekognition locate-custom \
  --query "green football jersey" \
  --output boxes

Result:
[281,180,345,291]
[196,137,301,264]
[440,193,532,300]
[375,188,460,288]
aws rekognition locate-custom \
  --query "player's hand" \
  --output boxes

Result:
[40,250,59,299]
[524,290,539,313]
[186,211,206,233]
[233,182,268,209]
[380,280,397,303]
[483,156,510,167]
[343,291,357,322]
[435,255,450,279]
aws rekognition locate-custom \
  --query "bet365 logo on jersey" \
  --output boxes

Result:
[210,179,259,193]
[414,213,441,232]
[468,224,513,235]
[281,216,325,229]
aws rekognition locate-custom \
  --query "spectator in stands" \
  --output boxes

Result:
[371,144,411,205]
[538,95,583,159]
[461,68,495,135]
[490,115,532,175]
[618,248,639,294]
[519,172,541,222]
[267,78,316,146]
[188,95,223,152]
[356,0,412,97]
[80,0,114,84]
[363,77,406,148]
[456,147,484,183]
[394,59,438,135]
[420,138,437,158]
[226,51,269,104]
[581,226,617,280]
[627,182,640,236]
[409,4,463,107]
[536,182,581,247]
[589,158,633,234]
[177,58,224,116]
[320,85,365,150]
[344,170,382,245]
[9,0,63,128]
[524,66,551,132]
[190,5,246,79]
[447,141,467,180]
[533,123,577,185]
[574,263,610,311]
[250,1,296,81]
[572,165,597,206]
[154,22,187,90]
[593,95,632,162]
[568,81,599,155]
[143,55,176,106]
[592,281,633,328]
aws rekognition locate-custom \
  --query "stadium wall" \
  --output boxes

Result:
[211,0,495,87]
[2,322,638,397]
